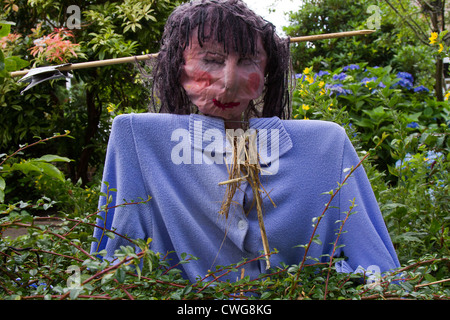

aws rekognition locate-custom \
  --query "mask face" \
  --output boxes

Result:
[180,34,267,121]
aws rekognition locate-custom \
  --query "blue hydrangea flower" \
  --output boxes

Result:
[393,72,414,90]
[424,150,443,164]
[413,85,429,93]
[343,64,360,71]
[325,83,352,96]
[394,78,413,90]
[395,151,443,169]
[317,70,330,77]
[397,72,414,83]
[360,77,386,91]
[360,77,378,84]
[395,153,413,169]
[406,122,419,129]
[332,72,347,81]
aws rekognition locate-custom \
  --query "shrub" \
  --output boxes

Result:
[0,133,448,300]
[291,61,449,280]
[292,63,449,183]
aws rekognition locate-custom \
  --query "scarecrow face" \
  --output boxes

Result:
[180,32,267,122]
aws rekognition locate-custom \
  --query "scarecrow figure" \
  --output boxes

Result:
[91,0,399,283]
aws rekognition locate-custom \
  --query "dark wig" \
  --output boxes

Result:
[151,0,292,120]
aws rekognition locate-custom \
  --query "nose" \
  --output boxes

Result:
[223,60,239,94]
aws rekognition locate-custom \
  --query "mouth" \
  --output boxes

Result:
[212,99,240,110]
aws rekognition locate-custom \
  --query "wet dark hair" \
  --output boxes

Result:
[151,0,292,120]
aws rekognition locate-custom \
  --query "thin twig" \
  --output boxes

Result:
[290,134,388,295]
[415,278,450,289]
[0,131,70,167]
[323,200,356,300]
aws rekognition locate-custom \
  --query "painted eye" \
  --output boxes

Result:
[203,52,225,65]
[203,58,225,65]
[239,57,255,66]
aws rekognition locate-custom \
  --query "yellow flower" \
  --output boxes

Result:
[304,116,309,120]
[294,114,299,119]
[318,81,325,88]
[429,32,438,44]
[445,91,450,101]
[302,104,310,111]
[438,43,444,53]
[303,67,312,75]
[107,103,115,113]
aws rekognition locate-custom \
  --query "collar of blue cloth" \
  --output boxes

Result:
[188,114,293,164]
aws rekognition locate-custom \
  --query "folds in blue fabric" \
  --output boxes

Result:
[91,113,400,283]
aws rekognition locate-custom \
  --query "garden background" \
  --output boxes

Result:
[0,0,448,300]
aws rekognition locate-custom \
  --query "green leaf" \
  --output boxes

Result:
[105,231,115,239]
[11,161,42,175]
[145,255,153,272]
[33,162,65,181]
[0,23,12,38]
[0,176,5,191]
[4,57,16,72]
[35,154,71,163]
[69,288,82,300]
[135,263,142,280]
[312,235,322,245]
[260,292,272,299]
[115,268,126,283]
[101,273,114,285]
[4,56,30,71]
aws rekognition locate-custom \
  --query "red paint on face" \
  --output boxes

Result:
[247,72,262,95]
[180,31,267,121]
[190,69,212,90]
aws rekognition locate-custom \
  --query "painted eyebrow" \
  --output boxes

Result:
[204,51,226,57]
[202,50,261,59]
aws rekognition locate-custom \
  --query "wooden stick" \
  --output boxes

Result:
[9,30,374,78]
[10,53,159,77]
[290,29,374,43]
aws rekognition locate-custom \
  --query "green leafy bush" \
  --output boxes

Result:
[292,63,448,181]
[0,134,448,300]
[0,1,448,301]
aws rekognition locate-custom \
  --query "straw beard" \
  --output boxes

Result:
[218,128,276,270]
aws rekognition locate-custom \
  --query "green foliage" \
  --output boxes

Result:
[0,21,29,80]
[0,132,448,300]
[292,62,449,269]
[1,198,448,300]
[383,148,449,264]
[0,0,449,301]
[0,132,98,216]
[284,0,436,87]
[0,0,179,187]
[285,0,395,72]
[292,63,448,180]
